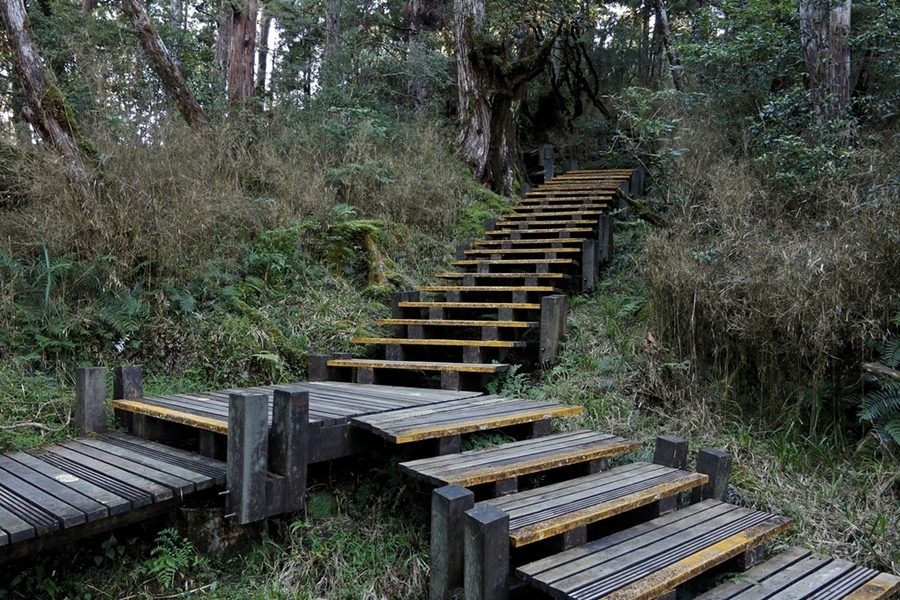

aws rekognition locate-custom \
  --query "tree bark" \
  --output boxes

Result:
[454,0,558,195]
[325,0,341,62]
[0,0,95,207]
[654,0,684,92]
[228,0,257,105]
[800,0,851,121]
[122,0,210,131]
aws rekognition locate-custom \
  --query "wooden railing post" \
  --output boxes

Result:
[598,214,614,266]
[540,144,554,182]
[76,366,107,434]
[653,435,689,469]
[539,294,568,365]
[270,387,309,514]
[464,504,510,600]
[430,485,475,600]
[692,448,732,503]
[227,392,269,525]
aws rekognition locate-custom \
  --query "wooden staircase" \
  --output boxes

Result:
[309,169,639,391]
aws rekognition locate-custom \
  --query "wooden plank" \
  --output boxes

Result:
[57,440,197,494]
[0,504,35,543]
[326,359,509,374]
[74,438,213,490]
[397,301,542,310]
[474,238,585,246]
[6,451,131,516]
[517,500,792,600]
[484,228,594,236]
[101,432,226,482]
[417,285,561,292]
[694,547,814,599]
[0,454,108,522]
[450,259,575,267]
[375,319,539,328]
[111,399,228,435]
[400,431,639,487]
[352,337,527,348]
[844,573,900,600]
[42,444,174,502]
[0,462,86,528]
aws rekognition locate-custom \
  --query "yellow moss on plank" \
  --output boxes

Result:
[112,400,228,434]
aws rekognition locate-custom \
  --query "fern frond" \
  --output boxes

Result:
[884,418,900,445]
[859,387,900,422]
[880,337,900,369]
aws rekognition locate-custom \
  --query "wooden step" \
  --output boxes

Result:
[695,546,900,600]
[519,195,614,204]
[375,318,538,328]
[502,211,606,220]
[510,204,611,213]
[351,337,527,349]
[483,228,594,238]
[417,285,562,294]
[397,301,542,310]
[326,358,509,374]
[450,259,576,267]
[352,395,582,444]
[434,272,570,281]
[464,248,582,257]
[399,430,639,488]
[494,219,599,228]
[482,462,707,547]
[517,499,792,600]
[474,238,586,247]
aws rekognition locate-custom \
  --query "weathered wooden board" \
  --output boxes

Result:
[695,546,900,600]
[400,431,639,487]
[479,462,707,546]
[517,500,792,600]
[353,396,581,443]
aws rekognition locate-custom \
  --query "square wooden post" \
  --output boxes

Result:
[227,392,269,525]
[539,294,568,365]
[430,485,475,600]
[691,448,732,503]
[653,435,689,515]
[465,504,510,600]
[270,387,309,514]
[76,367,107,434]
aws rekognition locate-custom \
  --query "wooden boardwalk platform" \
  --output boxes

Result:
[0,432,225,561]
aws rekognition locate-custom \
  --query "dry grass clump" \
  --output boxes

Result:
[0,114,476,280]
[643,118,900,432]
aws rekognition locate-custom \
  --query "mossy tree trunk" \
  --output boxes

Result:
[800,0,852,122]
[0,0,96,207]
[454,0,559,195]
[217,0,257,107]
[122,0,211,132]
[654,0,684,92]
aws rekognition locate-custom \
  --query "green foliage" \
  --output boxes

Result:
[136,527,204,592]
[859,337,900,445]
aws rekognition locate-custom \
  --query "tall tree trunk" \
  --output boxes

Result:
[228,0,257,105]
[123,0,210,131]
[215,1,234,85]
[325,0,340,61]
[654,0,684,91]
[639,1,651,85]
[454,0,558,194]
[407,25,427,110]
[0,0,95,207]
[256,12,272,96]
[800,0,851,122]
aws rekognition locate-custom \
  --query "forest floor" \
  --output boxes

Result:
[0,213,897,600]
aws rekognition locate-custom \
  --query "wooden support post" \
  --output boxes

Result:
[631,167,645,197]
[539,294,568,365]
[581,239,597,293]
[598,214,613,265]
[484,218,497,232]
[227,393,269,525]
[464,504,510,600]
[550,526,586,553]
[653,435,689,468]
[391,290,420,320]
[486,477,518,498]
[562,158,579,172]
[691,448,732,503]
[430,485,475,600]
[113,366,142,400]
[76,367,107,434]
[540,144,554,182]
[455,244,471,260]
[309,353,352,382]
[270,387,309,514]
[520,183,532,198]
[653,435,689,515]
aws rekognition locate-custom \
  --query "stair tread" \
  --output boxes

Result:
[503,211,606,219]
[351,337,527,348]
[694,546,900,600]
[511,205,610,212]
[352,395,582,443]
[464,248,582,256]
[399,430,639,487]
[450,259,576,267]
[435,272,570,279]
[516,499,792,600]
[376,319,539,327]
[494,220,599,227]
[479,462,707,547]
[418,285,562,293]
[484,228,595,236]
[474,238,587,246]
[519,195,615,203]
[397,301,542,309]
[326,359,509,373]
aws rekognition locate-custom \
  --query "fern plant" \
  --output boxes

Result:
[859,337,900,445]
